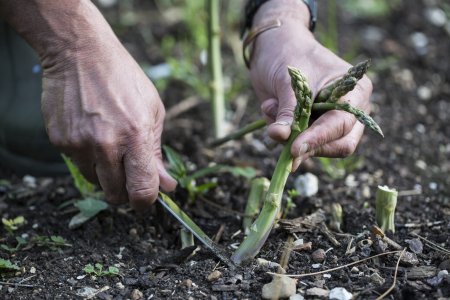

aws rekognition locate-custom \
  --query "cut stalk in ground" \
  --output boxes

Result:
[376,185,398,233]
[243,177,270,234]
[231,67,313,265]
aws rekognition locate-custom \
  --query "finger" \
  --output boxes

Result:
[261,98,278,123]
[311,121,365,158]
[152,102,177,192]
[156,159,177,192]
[267,87,296,141]
[124,139,160,210]
[95,150,128,205]
[291,110,357,158]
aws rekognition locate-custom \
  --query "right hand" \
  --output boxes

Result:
[41,36,177,210]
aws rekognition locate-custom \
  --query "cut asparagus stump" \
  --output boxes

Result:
[243,177,270,234]
[376,185,398,233]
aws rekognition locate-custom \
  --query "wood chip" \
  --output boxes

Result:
[407,266,437,279]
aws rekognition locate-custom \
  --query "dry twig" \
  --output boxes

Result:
[375,248,406,300]
[269,250,403,278]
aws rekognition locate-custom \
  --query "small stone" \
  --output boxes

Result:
[306,287,329,298]
[417,86,432,101]
[406,238,423,254]
[428,182,438,190]
[398,251,419,266]
[294,173,319,197]
[290,294,305,300]
[29,267,36,274]
[410,32,428,55]
[312,249,326,263]
[129,228,138,237]
[116,282,125,289]
[427,270,449,286]
[415,160,427,170]
[425,7,447,27]
[181,279,193,288]
[262,275,297,299]
[312,263,322,269]
[23,175,37,189]
[329,287,352,300]
[370,273,385,286]
[344,174,358,188]
[362,185,371,198]
[207,270,222,282]
[130,289,143,300]
[351,267,359,274]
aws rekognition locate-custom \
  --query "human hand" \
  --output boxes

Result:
[40,30,176,210]
[248,0,373,171]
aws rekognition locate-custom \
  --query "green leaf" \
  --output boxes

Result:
[69,198,108,229]
[83,264,95,274]
[163,145,187,181]
[107,266,119,275]
[195,182,217,193]
[62,154,96,197]
[0,259,19,271]
[224,166,256,178]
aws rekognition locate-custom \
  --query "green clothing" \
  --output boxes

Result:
[0,22,66,175]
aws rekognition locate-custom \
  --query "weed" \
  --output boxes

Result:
[83,263,119,277]
[34,235,72,250]
[2,216,25,234]
[163,145,255,202]
[0,258,19,272]
[0,236,27,253]
[318,156,364,180]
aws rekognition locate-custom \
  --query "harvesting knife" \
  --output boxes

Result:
[157,193,234,267]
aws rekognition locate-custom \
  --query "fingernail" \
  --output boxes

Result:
[298,143,309,157]
[273,120,291,126]
[291,157,302,172]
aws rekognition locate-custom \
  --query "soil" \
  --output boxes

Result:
[1,0,449,299]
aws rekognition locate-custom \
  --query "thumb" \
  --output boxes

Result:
[266,87,296,141]
[157,159,177,192]
[124,141,160,210]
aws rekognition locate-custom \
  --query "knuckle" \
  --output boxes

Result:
[128,186,158,204]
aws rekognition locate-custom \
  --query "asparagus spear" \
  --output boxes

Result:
[231,67,312,264]
[243,177,270,234]
[317,59,371,102]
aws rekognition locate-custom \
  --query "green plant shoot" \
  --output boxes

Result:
[231,67,313,264]
[83,263,119,277]
[2,216,25,234]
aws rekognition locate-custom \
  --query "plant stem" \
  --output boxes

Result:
[231,67,312,264]
[313,102,384,137]
[243,177,270,234]
[376,185,398,233]
[210,119,266,147]
[207,0,226,138]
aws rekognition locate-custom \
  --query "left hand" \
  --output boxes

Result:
[248,0,373,171]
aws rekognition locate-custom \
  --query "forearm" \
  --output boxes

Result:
[0,0,120,71]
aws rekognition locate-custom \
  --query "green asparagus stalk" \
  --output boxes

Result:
[328,76,357,103]
[231,67,312,264]
[313,102,384,137]
[317,59,371,102]
[243,177,270,234]
[210,119,266,147]
[376,185,398,233]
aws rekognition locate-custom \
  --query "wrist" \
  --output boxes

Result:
[253,0,311,29]
[1,0,122,73]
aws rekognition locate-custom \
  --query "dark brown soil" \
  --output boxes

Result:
[1,0,449,299]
